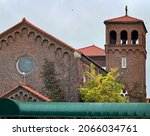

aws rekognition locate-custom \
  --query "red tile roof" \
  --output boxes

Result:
[0,82,51,102]
[78,45,105,56]
[104,15,143,23]
[0,18,79,53]
[104,15,147,33]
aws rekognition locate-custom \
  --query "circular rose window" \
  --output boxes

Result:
[17,57,34,74]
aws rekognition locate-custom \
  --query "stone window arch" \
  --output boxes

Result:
[24,94,28,101]
[15,94,19,99]
[120,30,128,44]
[33,99,37,102]
[109,30,117,44]
[131,30,139,44]
[10,96,14,99]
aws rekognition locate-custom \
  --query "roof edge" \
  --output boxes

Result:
[0,18,80,53]
[81,53,108,73]
[104,15,143,23]
[78,44,105,51]
[104,16,147,33]
[0,82,51,102]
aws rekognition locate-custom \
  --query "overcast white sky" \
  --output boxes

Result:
[0,0,150,97]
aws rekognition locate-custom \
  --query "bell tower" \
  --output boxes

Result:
[104,7,147,102]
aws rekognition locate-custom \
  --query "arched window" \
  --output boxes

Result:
[15,94,19,99]
[83,74,86,83]
[131,30,139,44]
[29,97,33,102]
[33,99,37,102]
[10,96,14,99]
[121,57,127,68]
[120,30,128,44]
[109,31,117,44]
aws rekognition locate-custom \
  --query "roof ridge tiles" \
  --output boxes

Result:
[78,44,96,50]
[19,82,51,102]
[104,15,143,23]
[22,17,26,22]
[79,45,104,50]
[78,45,105,56]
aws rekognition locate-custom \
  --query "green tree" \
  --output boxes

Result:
[80,64,127,102]
[41,59,64,101]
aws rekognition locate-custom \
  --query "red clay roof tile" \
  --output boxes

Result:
[0,82,51,102]
[104,15,143,23]
[78,45,105,56]
[104,15,147,33]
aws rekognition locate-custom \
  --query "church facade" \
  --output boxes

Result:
[0,11,147,102]
[0,18,106,102]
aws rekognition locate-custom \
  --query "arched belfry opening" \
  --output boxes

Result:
[120,30,128,44]
[109,31,117,44]
[131,30,139,44]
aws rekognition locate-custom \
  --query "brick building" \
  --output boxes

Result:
[104,13,147,102]
[0,18,106,102]
[79,45,106,69]
[79,12,147,102]
[0,11,147,102]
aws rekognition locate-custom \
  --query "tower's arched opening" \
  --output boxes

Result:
[120,30,128,44]
[109,31,117,44]
[131,30,139,44]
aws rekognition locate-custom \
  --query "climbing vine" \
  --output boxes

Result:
[41,59,64,101]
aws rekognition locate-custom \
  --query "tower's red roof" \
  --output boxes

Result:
[104,15,147,33]
[78,45,105,56]
[104,15,143,23]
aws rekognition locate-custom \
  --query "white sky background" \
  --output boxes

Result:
[0,0,150,97]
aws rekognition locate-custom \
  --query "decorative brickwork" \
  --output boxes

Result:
[104,15,147,102]
[0,82,51,102]
[0,19,105,102]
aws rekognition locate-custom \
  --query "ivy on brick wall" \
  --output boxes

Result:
[125,82,146,102]
[41,59,64,101]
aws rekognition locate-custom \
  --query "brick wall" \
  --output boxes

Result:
[0,24,81,102]
[105,23,146,102]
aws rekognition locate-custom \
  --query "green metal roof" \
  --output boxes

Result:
[0,98,150,118]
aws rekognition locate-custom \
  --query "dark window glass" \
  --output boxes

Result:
[120,30,128,44]
[110,31,117,44]
[131,30,139,44]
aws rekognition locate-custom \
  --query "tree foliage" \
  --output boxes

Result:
[41,59,64,101]
[80,64,127,102]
